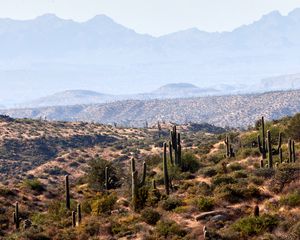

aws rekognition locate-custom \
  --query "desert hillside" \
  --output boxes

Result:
[0,114,299,239]
[2,90,300,128]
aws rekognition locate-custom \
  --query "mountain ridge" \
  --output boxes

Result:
[16,83,220,108]
[3,89,300,128]
[1,9,300,103]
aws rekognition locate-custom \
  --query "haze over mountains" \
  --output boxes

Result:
[1,9,300,107]
[17,83,219,108]
[2,90,300,128]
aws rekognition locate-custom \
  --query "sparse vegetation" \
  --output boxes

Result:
[0,115,298,239]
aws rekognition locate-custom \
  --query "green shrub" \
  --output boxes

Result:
[212,175,237,187]
[214,184,261,203]
[206,153,225,164]
[202,167,217,177]
[270,164,300,193]
[194,197,214,211]
[23,179,45,192]
[233,170,248,179]
[134,185,149,210]
[238,148,260,158]
[249,176,264,186]
[86,158,121,191]
[91,193,117,215]
[147,188,161,207]
[280,191,300,207]
[48,200,69,222]
[228,163,243,172]
[156,220,187,238]
[0,186,15,196]
[141,208,161,225]
[181,152,200,173]
[188,182,212,196]
[161,197,183,211]
[79,218,101,237]
[286,113,300,140]
[232,214,278,237]
[253,168,275,179]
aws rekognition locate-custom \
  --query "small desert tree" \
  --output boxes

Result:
[286,113,300,140]
[86,158,121,191]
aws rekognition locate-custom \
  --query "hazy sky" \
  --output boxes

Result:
[0,0,300,36]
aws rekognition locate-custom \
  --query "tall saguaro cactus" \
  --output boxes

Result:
[225,135,230,157]
[279,148,283,163]
[225,135,235,158]
[131,157,136,173]
[65,175,70,210]
[13,202,20,230]
[72,211,76,227]
[288,139,297,163]
[170,125,182,166]
[292,140,296,162]
[169,141,173,165]
[141,161,147,186]
[131,170,138,211]
[276,133,282,154]
[258,116,267,159]
[130,157,147,211]
[267,130,273,168]
[105,167,109,190]
[163,142,170,195]
[171,126,178,165]
[77,204,82,225]
[288,139,292,163]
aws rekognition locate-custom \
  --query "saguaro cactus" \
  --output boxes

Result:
[225,135,230,157]
[279,148,283,163]
[131,157,136,173]
[170,126,183,166]
[260,159,264,168]
[225,135,235,158]
[267,130,273,168]
[152,179,156,190]
[131,170,138,211]
[141,161,147,186]
[14,202,20,230]
[157,121,162,138]
[65,175,70,210]
[105,167,109,190]
[130,158,147,211]
[77,204,82,225]
[169,141,173,165]
[288,139,292,163]
[258,116,267,159]
[276,133,282,154]
[171,130,178,164]
[178,144,182,166]
[163,142,170,195]
[292,140,296,162]
[254,205,260,217]
[72,211,76,227]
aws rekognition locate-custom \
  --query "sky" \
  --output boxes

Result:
[0,0,300,36]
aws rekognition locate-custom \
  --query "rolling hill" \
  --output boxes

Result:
[2,90,300,128]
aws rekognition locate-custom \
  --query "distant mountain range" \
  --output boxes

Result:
[2,89,300,128]
[16,83,219,108]
[1,9,300,105]
[260,73,300,91]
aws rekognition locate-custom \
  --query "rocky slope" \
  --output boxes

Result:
[2,90,300,128]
